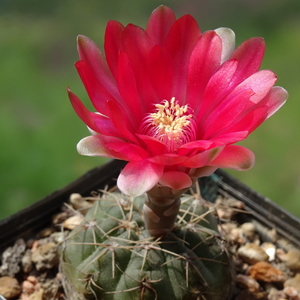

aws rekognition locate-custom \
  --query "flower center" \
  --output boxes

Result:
[141,97,196,152]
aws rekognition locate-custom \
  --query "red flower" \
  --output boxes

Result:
[68,5,287,197]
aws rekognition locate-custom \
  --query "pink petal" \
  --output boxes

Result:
[146,5,177,46]
[209,145,255,170]
[148,154,187,165]
[77,135,127,160]
[210,131,249,146]
[105,141,149,161]
[120,24,159,110]
[136,134,167,156]
[77,35,120,101]
[92,113,122,137]
[260,86,288,118]
[187,30,222,109]
[68,89,123,137]
[117,160,164,197]
[196,59,238,124]
[117,51,144,122]
[164,14,201,101]
[159,171,192,190]
[202,88,254,139]
[181,147,223,168]
[229,37,265,88]
[177,140,213,156]
[104,20,124,79]
[201,69,276,139]
[218,107,268,137]
[147,45,174,101]
[121,23,153,58]
[234,70,277,105]
[75,60,122,115]
[215,27,236,63]
[68,88,100,133]
[189,166,218,178]
[221,86,287,136]
[106,100,138,143]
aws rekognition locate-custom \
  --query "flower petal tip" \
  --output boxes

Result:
[215,27,236,63]
[117,161,164,197]
[77,34,88,44]
[209,145,255,171]
[76,135,110,157]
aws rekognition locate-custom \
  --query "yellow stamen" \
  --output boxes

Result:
[141,97,195,152]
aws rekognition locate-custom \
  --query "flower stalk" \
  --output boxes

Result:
[144,185,188,237]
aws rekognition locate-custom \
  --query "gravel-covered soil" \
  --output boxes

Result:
[0,187,300,300]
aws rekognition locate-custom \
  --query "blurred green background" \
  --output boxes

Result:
[0,0,299,220]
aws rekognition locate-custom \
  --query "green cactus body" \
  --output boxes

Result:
[61,190,234,300]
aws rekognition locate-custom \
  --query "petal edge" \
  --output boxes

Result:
[117,160,164,197]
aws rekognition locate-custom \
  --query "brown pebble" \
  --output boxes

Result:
[0,239,26,277]
[31,241,39,252]
[277,249,300,270]
[21,294,30,300]
[217,207,235,220]
[230,228,246,244]
[284,273,300,293]
[267,287,287,300]
[56,272,62,281]
[236,274,260,292]
[22,249,33,273]
[261,243,276,261]
[267,228,277,243]
[27,276,38,285]
[284,286,299,299]
[63,215,84,230]
[0,276,22,299]
[70,193,93,214]
[22,280,35,294]
[31,243,59,271]
[52,211,69,225]
[238,243,269,264]
[240,222,256,240]
[50,231,67,244]
[219,222,237,234]
[219,197,245,210]
[249,261,286,282]
[28,288,43,300]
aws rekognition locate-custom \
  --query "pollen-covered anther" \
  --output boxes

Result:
[141,97,196,152]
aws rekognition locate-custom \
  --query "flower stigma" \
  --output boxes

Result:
[141,97,196,152]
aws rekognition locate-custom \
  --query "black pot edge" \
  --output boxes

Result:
[0,160,126,253]
[0,159,299,253]
[215,169,300,249]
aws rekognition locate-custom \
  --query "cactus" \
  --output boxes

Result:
[61,185,234,300]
